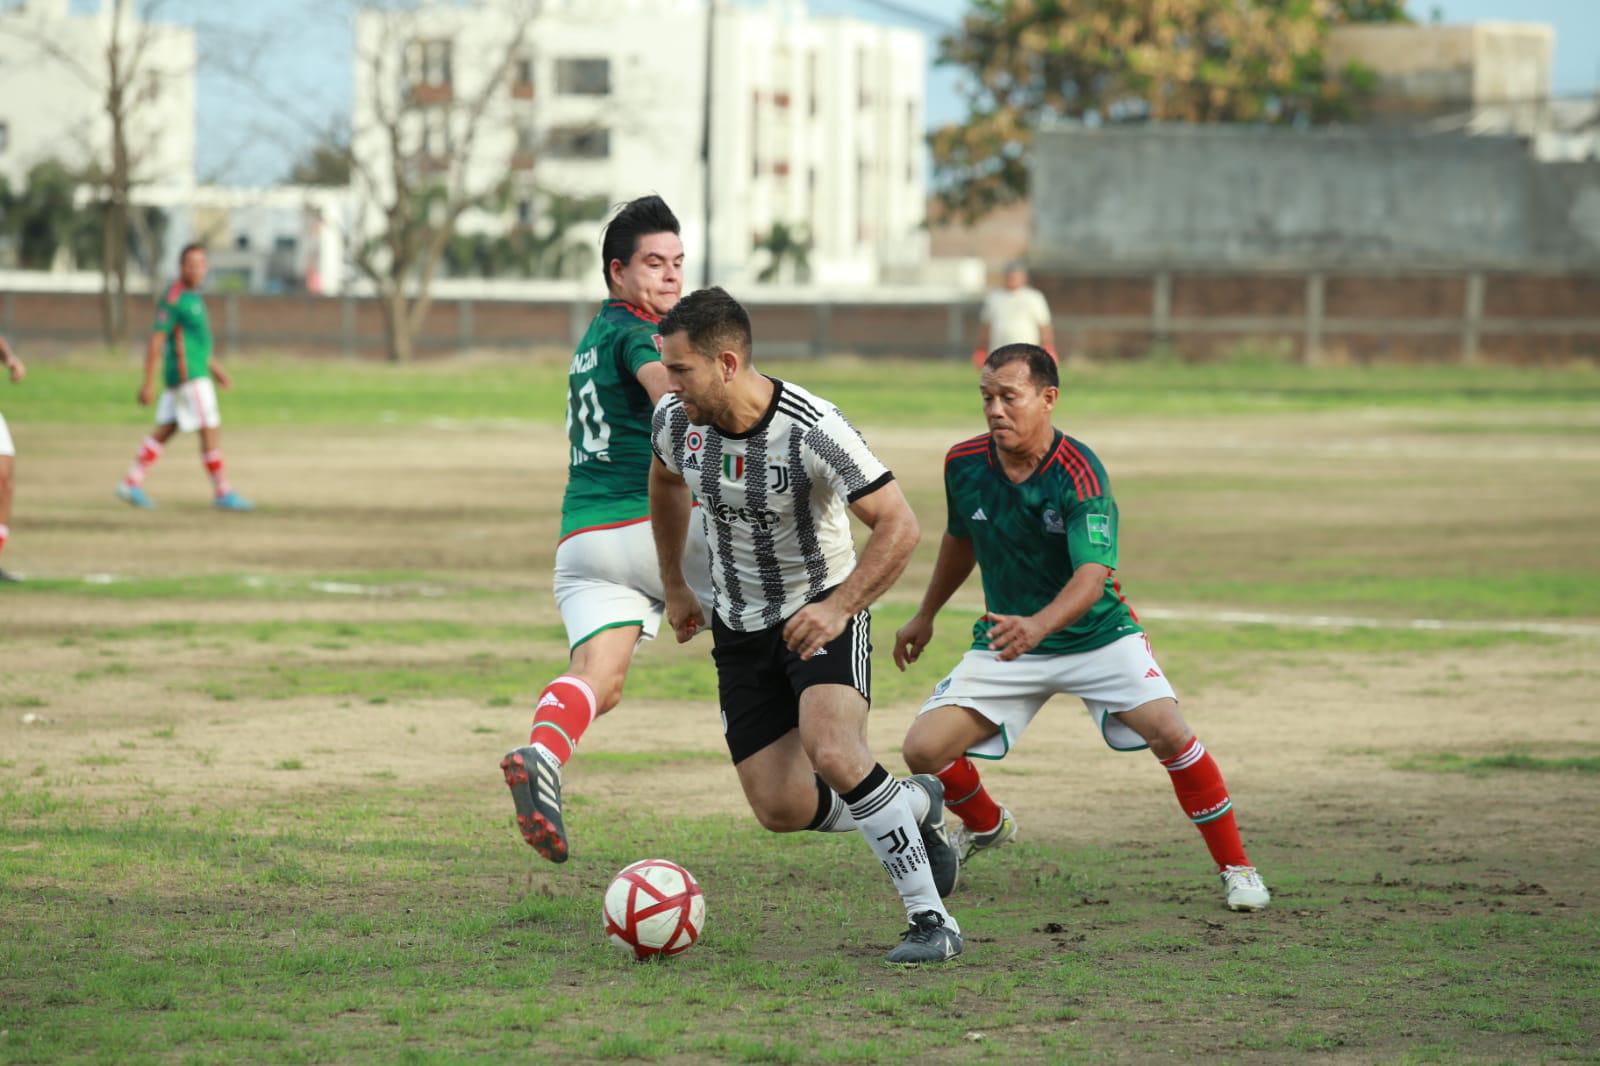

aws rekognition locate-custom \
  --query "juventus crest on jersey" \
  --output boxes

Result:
[651,378,894,633]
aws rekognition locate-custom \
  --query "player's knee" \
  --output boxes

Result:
[749,796,809,834]
[901,728,948,775]
[806,741,865,792]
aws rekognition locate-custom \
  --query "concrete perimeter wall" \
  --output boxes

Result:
[4,272,1599,364]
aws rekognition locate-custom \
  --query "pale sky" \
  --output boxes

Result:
[70,0,1600,185]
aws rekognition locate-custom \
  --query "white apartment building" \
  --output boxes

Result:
[0,0,195,195]
[351,0,927,289]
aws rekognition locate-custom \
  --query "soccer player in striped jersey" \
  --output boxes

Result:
[648,287,963,964]
[0,334,26,582]
[115,244,253,512]
[501,196,713,863]
[894,344,1270,913]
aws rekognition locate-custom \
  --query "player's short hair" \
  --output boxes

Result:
[600,195,680,291]
[178,242,206,264]
[658,286,752,362]
[985,343,1058,390]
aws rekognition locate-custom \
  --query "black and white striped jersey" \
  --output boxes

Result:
[650,377,894,633]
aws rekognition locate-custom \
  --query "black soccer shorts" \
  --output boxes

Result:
[711,596,872,764]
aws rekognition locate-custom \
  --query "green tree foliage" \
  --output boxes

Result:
[441,192,606,279]
[754,222,812,284]
[931,0,1409,221]
[285,136,353,187]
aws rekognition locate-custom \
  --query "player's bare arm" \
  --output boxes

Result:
[783,479,920,661]
[893,533,978,671]
[138,331,163,405]
[0,337,23,384]
[648,455,704,642]
[635,361,670,407]
[987,561,1111,661]
[210,360,231,390]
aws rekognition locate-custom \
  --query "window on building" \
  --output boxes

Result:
[0,121,8,154]
[516,124,538,156]
[555,58,610,96]
[403,38,454,89]
[422,109,451,157]
[515,56,534,87]
[517,198,533,226]
[545,126,609,159]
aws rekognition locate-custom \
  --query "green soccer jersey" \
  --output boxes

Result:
[943,430,1142,655]
[558,300,664,540]
[152,281,213,388]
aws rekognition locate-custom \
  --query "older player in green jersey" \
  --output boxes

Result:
[894,343,1271,913]
[115,244,253,512]
[501,196,713,863]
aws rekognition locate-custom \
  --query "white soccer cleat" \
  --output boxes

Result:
[1221,865,1271,911]
[948,807,1018,865]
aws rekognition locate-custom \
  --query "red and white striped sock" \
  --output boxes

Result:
[203,449,230,497]
[123,436,163,487]
[936,756,1004,834]
[527,675,597,766]
[0,523,9,559]
[1161,736,1250,871]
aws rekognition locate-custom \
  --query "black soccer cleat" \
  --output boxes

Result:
[501,745,569,863]
[908,774,960,898]
[0,568,21,583]
[885,910,964,965]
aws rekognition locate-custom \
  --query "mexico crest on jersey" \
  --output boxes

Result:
[1042,507,1066,535]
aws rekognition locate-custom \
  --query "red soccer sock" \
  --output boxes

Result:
[527,675,598,766]
[203,449,230,497]
[0,523,8,558]
[1161,736,1250,871]
[124,436,163,487]
[936,757,1004,833]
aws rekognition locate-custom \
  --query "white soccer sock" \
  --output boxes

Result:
[811,774,930,833]
[843,765,954,931]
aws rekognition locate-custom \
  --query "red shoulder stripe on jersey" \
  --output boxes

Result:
[946,442,989,459]
[1043,436,1086,498]
[949,432,989,451]
[607,299,661,325]
[164,281,184,303]
[944,450,988,468]
[1060,439,1101,497]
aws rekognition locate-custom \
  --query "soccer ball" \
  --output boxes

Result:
[603,858,705,961]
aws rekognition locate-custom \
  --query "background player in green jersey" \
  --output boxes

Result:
[0,334,26,582]
[894,344,1271,913]
[502,196,712,863]
[115,244,253,512]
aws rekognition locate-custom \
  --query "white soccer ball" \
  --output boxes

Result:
[603,858,706,961]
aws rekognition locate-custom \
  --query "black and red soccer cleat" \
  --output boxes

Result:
[501,745,569,863]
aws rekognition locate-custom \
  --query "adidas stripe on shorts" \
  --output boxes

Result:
[918,632,1176,756]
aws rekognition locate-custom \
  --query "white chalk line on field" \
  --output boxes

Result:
[1134,606,1600,639]
[61,575,1600,638]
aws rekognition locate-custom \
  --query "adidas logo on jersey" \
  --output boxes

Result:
[970,508,988,521]
[1144,667,1163,679]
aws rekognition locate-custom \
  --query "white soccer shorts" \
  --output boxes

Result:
[553,517,714,650]
[155,377,221,433]
[0,412,13,457]
[918,632,1178,756]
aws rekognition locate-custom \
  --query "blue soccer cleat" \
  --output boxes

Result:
[116,484,155,509]
[213,491,255,512]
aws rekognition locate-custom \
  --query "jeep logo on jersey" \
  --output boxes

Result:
[1042,508,1066,535]
[722,454,745,480]
[1087,513,1111,546]
[711,502,780,530]
[768,464,790,494]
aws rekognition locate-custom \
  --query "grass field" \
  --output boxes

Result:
[2,352,1599,1062]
